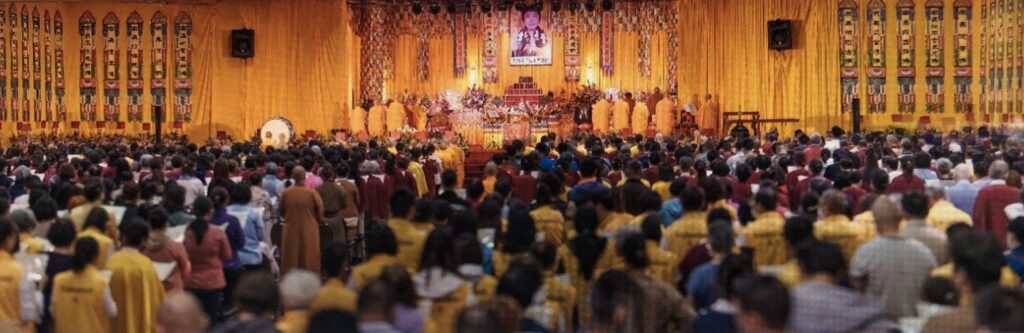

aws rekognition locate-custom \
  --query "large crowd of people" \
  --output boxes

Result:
[1,126,1024,333]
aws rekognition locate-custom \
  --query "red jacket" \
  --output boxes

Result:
[786,168,811,210]
[886,174,925,194]
[360,174,392,222]
[973,183,1019,246]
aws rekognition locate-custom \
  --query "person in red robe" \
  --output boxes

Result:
[359,160,392,223]
[511,162,538,205]
[793,160,826,205]
[421,154,440,198]
[643,154,662,184]
[973,160,1020,246]
[887,156,925,194]
[841,172,868,214]
[786,152,811,211]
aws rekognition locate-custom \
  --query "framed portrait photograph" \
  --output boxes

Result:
[510,5,552,66]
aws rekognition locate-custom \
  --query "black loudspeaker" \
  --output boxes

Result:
[851,98,861,134]
[768,20,793,50]
[231,29,254,58]
[153,105,163,145]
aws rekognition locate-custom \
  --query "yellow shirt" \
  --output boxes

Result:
[542,273,576,330]
[415,105,428,130]
[530,206,566,246]
[616,178,651,188]
[388,218,433,273]
[645,241,680,285]
[108,249,165,333]
[408,161,429,197]
[743,211,788,267]
[350,254,399,291]
[655,98,675,135]
[18,233,45,255]
[423,284,471,333]
[77,227,115,269]
[367,105,386,137]
[612,100,630,132]
[555,242,620,327]
[492,251,521,278]
[52,266,111,333]
[709,200,738,222]
[350,107,367,134]
[814,215,865,262]
[775,260,802,288]
[651,181,673,201]
[851,211,877,242]
[591,99,611,134]
[665,211,709,256]
[597,212,633,237]
[0,252,29,332]
[927,200,973,232]
[931,263,1021,288]
[276,310,310,333]
[631,103,650,135]
[310,278,357,312]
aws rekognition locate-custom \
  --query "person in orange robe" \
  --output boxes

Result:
[350,106,367,135]
[368,104,386,137]
[386,100,407,134]
[631,100,650,135]
[591,97,611,134]
[655,93,676,135]
[697,94,720,138]
[612,96,631,133]
[279,167,325,275]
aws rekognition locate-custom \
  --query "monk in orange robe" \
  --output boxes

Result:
[350,106,367,135]
[697,94,720,138]
[280,167,325,275]
[367,104,386,137]
[612,97,630,133]
[591,97,611,134]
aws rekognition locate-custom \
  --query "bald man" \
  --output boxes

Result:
[155,292,209,333]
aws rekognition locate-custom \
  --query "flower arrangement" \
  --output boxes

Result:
[571,84,604,111]
[462,87,491,111]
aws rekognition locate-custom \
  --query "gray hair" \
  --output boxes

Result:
[359,160,380,174]
[936,158,953,175]
[9,209,37,230]
[926,184,946,201]
[279,270,321,310]
[952,164,972,181]
[707,221,735,253]
[989,160,1010,180]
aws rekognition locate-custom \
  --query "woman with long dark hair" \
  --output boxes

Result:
[51,237,117,333]
[161,182,195,227]
[492,209,536,277]
[556,205,620,328]
[183,196,232,324]
[413,227,473,333]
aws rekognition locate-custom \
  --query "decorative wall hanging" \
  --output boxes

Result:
[126,12,143,122]
[867,0,886,113]
[1018,0,1023,114]
[993,0,1003,114]
[600,10,613,76]
[564,12,580,82]
[31,8,39,122]
[358,6,386,103]
[54,11,64,121]
[981,3,988,114]
[173,11,192,122]
[482,12,498,83]
[925,0,943,113]
[637,3,652,77]
[43,10,51,122]
[839,0,859,114]
[896,0,915,114]
[453,13,466,76]
[665,4,679,92]
[150,11,166,122]
[0,8,7,121]
[1005,0,1015,114]
[10,6,18,121]
[954,0,973,113]
[415,16,430,82]
[101,12,119,122]
[20,6,28,121]
[78,11,96,121]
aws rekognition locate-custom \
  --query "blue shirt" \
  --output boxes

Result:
[946,181,979,217]
[687,262,719,311]
[227,204,265,266]
[568,181,609,204]
[914,169,939,181]
[540,157,556,172]
[660,198,683,227]
[211,209,245,269]
[1007,247,1024,284]
[262,175,284,198]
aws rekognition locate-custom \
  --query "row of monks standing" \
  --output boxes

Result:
[588,93,681,137]
[350,100,428,137]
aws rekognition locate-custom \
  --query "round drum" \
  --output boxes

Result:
[260,117,294,148]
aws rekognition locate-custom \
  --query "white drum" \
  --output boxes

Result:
[260,117,294,148]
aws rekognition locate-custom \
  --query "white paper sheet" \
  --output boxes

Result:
[153,262,177,281]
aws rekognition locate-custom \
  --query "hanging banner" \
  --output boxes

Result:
[954,0,973,113]
[981,3,988,114]
[454,12,467,75]
[20,6,28,121]
[43,10,51,122]
[54,11,65,121]
[867,0,886,113]
[563,12,579,82]
[0,8,6,122]
[600,11,613,76]
[993,0,1003,114]
[416,15,430,82]
[126,12,143,122]
[896,0,915,114]
[31,8,39,122]
[151,11,166,122]
[666,4,679,92]
[79,11,97,122]
[925,0,943,113]
[174,12,193,123]
[101,12,119,123]
[482,12,498,83]
[839,0,859,114]
[10,5,18,121]
[637,4,652,77]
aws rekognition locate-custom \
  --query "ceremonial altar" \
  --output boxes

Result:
[426,77,561,147]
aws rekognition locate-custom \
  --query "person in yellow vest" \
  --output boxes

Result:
[414,229,474,333]
[591,96,611,134]
[51,237,117,333]
[666,187,710,256]
[612,95,631,133]
[594,190,633,237]
[311,243,356,312]
[388,190,434,273]
[929,222,1021,288]
[367,103,387,137]
[555,207,622,327]
[350,106,368,136]
[386,99,407,134]
[498,259,567,333]
[276,270,321,333]
[77,207,116,269]
[655,92,677,135]
[414,101,429,130]
[925,186,973,233]
[640,216,681,286]
[349,225,400,291]
[481,162,499,197]
[742,188,788,268]
[407,151,430,197]
[631,99,650,136]
[813,190,866,262]
[108,222,165,333]
[775,215,816,288]
[12,210,46,255]
[68,179,117,235]
[650,165,675,201]
[0,220,39,333]
[530,185,566,246]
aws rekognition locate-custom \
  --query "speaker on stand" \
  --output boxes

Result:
[851,98,861,134]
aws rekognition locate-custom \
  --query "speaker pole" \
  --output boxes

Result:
[851,98,861,134]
